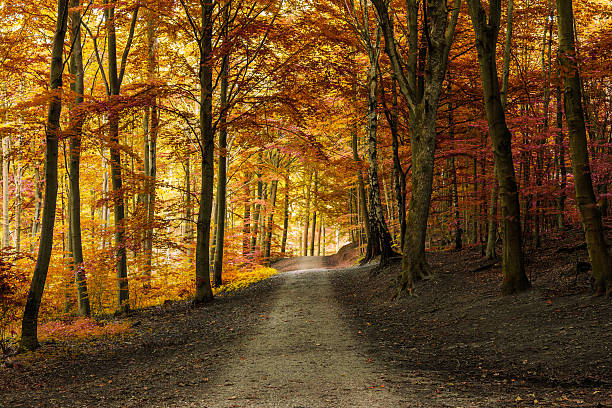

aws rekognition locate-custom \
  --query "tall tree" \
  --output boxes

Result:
[1,133,8,248]
[95,0,140,312]
[20,0,69,351]
[344,0,394,265]
[372,0,461,294]
[68,0,90,316]
[556,0,611,295]
[213,1,231,287]
[179,0,215,302]
[485,0,514,260]
[466,0,530,294]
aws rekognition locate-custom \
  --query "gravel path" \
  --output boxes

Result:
[186,266,404,407]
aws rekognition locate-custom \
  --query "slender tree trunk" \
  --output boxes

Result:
[251,173,263,255]
[351,88,369,246]
[302,172,311,256]
[555,85,566,228]
[14,165,22,252]
[310,212,317,257]
[68,0,90,316]
[388,78,406,249]
[309,172,318,257]
[2,134,9,248]
[194,0,215,303]
[373,0,460,294]
[105,0,138,312]
[363,27,394,266]
[467,0,530,294]
[184,154,193,259]
[280,174,289,255]
[30,166,42,252]
[317,217,322,256]
[264,177,278,264]
[20,0,69,351]
[448,92,462,251]
[556,0,611,295]
[242,174,251,257]
[213,44,230,286]
[486,0,513,259]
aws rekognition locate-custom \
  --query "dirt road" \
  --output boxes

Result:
[185,264,404,407]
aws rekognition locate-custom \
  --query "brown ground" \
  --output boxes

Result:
[0,229,610,407]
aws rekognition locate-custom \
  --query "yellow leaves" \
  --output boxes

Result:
[213,265,278,294]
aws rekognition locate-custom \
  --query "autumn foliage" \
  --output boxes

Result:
[0,0,610,346]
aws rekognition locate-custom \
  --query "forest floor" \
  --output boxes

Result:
[1,229,610,407]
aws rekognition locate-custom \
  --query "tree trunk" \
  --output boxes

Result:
[362,27,393,266]
[250,178,261,255]
[184,154,193,259]
[388,78,406,249]
[351,94,369,246]
[2,134,9,248]
[486,0,513,259]
[317,217,322,256]
[194,0,215,303]
[447,90,463,251]
[14,165,22,252]
[105,0,137,312]
[20,0,69,351]
[264,177,278,264]
[467,0,530,294]
[302,172,311,256]
[373,0,460,294]
[30,166,42,252]
[68,0,90,316]
[280,174,289,255]
[556,0,611,295]
[555,85,566,228]
[213,44,230,286]
[242,174,251,257]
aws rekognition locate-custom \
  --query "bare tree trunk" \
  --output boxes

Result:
[184,154,193,259]
[317,217,322,256]
[373,0,460,294]
[242,174,251,257]
[467,0,530,294]
[194,0,215,303]
[447,89,462,251]
[251,173,262,256]
[30,166,42,252]
[264,176,278,264]
[20,0,69,351]
[486,0,513,260]
[302,172,311,256]
[309,172,318,257]
[104,0,139,312]
[2,134,9,248]
[14,165,22,252]
[362,24,393,266]
[213,42,230,286]
[556,0,611,295]
[280,174,289,255]
[68,0,90,316]
[555,85,567,229]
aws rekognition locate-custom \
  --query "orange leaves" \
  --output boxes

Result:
[38,317,132,342]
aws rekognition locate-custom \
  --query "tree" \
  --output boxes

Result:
[372,0,461,294]
[556,0,611,295]
[343,0,394,266]
[68,0,90,316]
[466,0,530,294]
[20,0,69,351]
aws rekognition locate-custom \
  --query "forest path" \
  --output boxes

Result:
[182,261,405,407]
